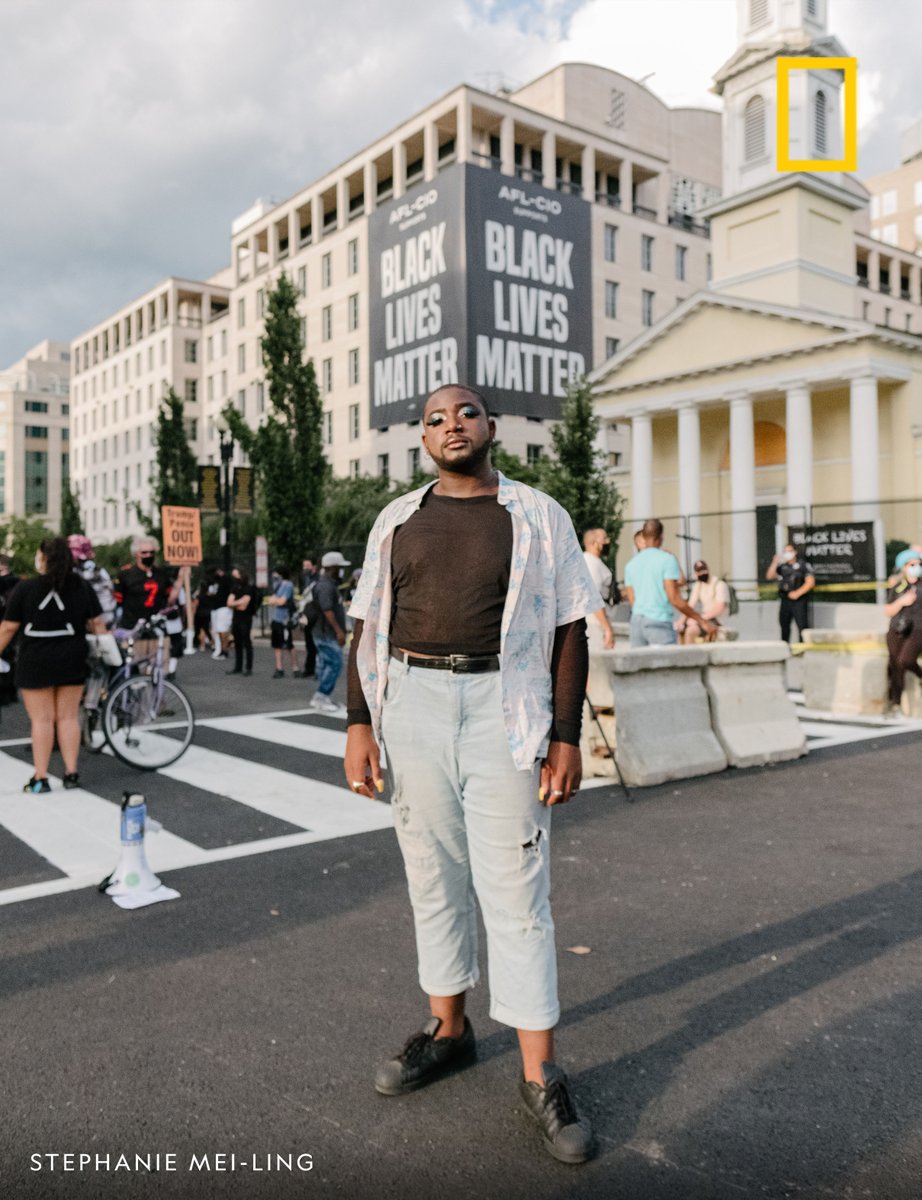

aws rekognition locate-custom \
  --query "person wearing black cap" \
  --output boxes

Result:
[678,560,731,644]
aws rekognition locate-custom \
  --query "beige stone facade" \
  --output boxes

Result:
[865,119,922,254]
[0,341,71,526]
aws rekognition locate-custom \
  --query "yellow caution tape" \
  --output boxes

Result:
[789,640,888,655]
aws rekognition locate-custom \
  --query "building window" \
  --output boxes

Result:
[237,389,246,415]
[706,253,712,281]
[323,411,333,446]
[299,317,307,348]
[870,195,880,220]
[348,293,359,331]
[749,0,768,26]
[349,348,360,386]
[257,382,265,413]
[675,244,687,281]
[914,214,922,241]
[806,0,817,15]
[24,401,48,413]
[185,379,198,404]
[378,453,389,481]
[238,344,246,373]
[603,224,617,263]
[348,238,359,275]
[882,224,898,244]
[237,298,245,327]
[605,337,620,359]
[884,307,891,327]
[814,90,828,157]
[883,189,897,215]
[184,339,198,363]
[349,403,360,440]
[322,305,332,341]
[256,288,265,318]
[604,280,619,319]
[526,444,543,467]
[349,458,360,478]
[322,358,333,395]
[322,253,332,288]
[408,446,420,476]
[25,425,48,438]
[744,95,767,161]
[642,290,655,326]
[25,450,48,514]
[297,266,307,296]
[641,234,654,271]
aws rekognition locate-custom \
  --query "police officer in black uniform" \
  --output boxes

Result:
[766,542,815,643]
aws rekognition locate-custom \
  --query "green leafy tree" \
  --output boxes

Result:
[0,516,55,575]
[60,478,84,537]
[539,378,622,547]
[224,272,326,569]
[135,388,198,537]
[319,472,434,550]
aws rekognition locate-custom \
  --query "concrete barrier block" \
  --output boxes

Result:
[609,649,726,786]
[801,630,889,716]
[704,642,806,767]
[901,672,922,718]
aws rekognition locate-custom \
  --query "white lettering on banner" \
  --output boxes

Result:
[497,185,562,215]
[380,223,447,297]
[483,221,575,288]
[475,336,584,397]
[492,282,569,342]
[374,339,459,407]
[384,284,442,350]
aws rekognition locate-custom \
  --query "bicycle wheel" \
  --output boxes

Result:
[102,675,195,770]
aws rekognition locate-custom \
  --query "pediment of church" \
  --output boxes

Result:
[712,34,850,91]
[591,293,865,393]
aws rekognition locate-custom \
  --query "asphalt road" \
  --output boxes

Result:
[2,646,922,1199]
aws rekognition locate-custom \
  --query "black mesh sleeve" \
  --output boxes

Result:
[548,618,588,746]
[346,618,373,727]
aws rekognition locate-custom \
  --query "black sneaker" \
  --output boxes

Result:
[519,1062,595,1164]
[374,1017,476,1096]
[226,668,242,675]
[23,776,51,794]
[62,773,80,790]
[272,669,284,679]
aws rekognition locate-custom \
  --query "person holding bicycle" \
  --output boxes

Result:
[0,537,106,792]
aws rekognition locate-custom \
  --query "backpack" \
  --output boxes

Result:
[726,582,739,617]
[294,582,321,630]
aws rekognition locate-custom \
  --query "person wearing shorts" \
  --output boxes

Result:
[267,567,296,678]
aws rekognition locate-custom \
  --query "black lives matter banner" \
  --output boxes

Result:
[788,522,876,582]
[368,166,465,428]
[465,164,591,419]
[368,163,592,428]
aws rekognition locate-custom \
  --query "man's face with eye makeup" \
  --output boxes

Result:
[421,387,495,473]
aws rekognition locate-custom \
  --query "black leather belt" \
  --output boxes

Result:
[391,647,500,674]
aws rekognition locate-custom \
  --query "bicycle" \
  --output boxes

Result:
[82,611,195,770]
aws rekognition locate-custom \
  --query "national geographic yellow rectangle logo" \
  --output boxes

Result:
[776,57,857,173]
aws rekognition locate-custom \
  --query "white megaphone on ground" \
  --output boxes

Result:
[99,793,180,909]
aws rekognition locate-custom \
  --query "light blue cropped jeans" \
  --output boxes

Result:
[381,656,558,1031]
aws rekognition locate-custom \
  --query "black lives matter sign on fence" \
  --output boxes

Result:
[788,522,876,582]
[368,163,592,429]
[465,164,591,419]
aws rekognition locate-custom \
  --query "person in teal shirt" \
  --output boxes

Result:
[623,519,716,647]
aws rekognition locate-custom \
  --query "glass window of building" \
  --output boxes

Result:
[238,344,246,372]
[526,444,543,467]
[257,382,265,413]
[349,403,360,440]
[323,411,333,446]
[642,290,655,327]
[604,224,617,263]
[378,453,389,481]
[297,266,307,296]
[349,459,360,478]
[604,281,618,319]
[641,234,654,271]
[675,245,687,281]
[605,337,620,359]
[408,446,420,476]
[322,253,332,288]
[185,379,198,404]
[349,348,360,386]
[744,95,766,161]
[184,339,198,364]
[348,293,359,331]
[238,389,246,415]
[237,298,246,327]
[322,305,333,341]
[323,357,333,394]
[348,238,359,275]
[299,317,307,347]
[883,190,897,215]
[256,289,265,318]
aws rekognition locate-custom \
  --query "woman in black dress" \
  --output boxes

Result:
[0,537,105,792]
[227,566,258,676]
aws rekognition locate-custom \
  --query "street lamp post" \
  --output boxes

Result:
[215,414,233,573]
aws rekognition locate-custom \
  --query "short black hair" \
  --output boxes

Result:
[424,383,490,417]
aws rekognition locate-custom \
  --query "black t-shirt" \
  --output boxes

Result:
[776,559,813,596]
[389,491,513,655]
[116,564,173,627]
[230,583,259,624]
[313,575,346,641]
[886,579,922,633]
[5,574,102,688]
[213,576,232,608]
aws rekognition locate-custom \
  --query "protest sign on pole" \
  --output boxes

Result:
[161,506,203,567]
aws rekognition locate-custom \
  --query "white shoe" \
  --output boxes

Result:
[310,693,344,715]
[211,649,223,660]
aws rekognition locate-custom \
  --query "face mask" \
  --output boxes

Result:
[696,573,710,583]
[140,553,155,566]
[782,550,796,563]
[907,565,922,581]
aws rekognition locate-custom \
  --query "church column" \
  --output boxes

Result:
[677,403,701,565]
[631,411,653,521]
[849,373,880,520]
[785,380,813,517]
[729,393,758,589]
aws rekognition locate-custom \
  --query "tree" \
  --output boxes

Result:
[136,388,198,537]
[538,378,623,547]
[224,272,326,569]
[0,516,54,575]
[60,478,84,536]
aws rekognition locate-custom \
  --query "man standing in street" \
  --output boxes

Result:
[623,518,715,647]
[766,543,815,643]
[115,536,177,631]
[581,527,616,651]
[266,566,296,678]
[309,551,349,714]
[344,384,599,1164]
[296,558,318,679]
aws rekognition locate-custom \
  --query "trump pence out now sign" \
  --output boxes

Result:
[161,506,203,566]
[368,162,592,428]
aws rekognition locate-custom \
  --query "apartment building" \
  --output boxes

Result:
[864,119,922,254]
[0,340,71,525]
[70,276,230,542]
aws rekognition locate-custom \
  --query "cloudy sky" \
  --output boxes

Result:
[1,0,918,367]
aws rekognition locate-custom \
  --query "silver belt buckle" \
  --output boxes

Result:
[448,654,469,673]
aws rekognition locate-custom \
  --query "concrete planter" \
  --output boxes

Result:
[800,629,889,716]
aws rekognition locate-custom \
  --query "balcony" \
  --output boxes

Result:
[633,204,658,222]
[668,211,709,237]
[595,190,621,209]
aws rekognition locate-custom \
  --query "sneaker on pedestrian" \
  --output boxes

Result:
[519,1062,594,1164]
[63,773,80,789]
[23,776,51,794]
[374,1017,476,1096]
[226,667,242,675]
[211,648,223,660]
[272,669,285,679]
[309,692,344,715]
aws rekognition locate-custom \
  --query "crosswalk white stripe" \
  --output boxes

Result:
[0,752,204,881]
[198,713,346,757]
